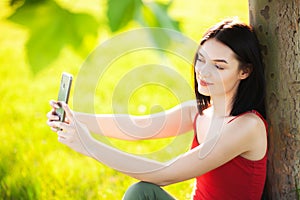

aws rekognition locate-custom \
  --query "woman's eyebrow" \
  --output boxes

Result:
[212,59,228,64]
[198,52,228,64]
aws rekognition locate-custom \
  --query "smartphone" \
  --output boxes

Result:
[55,72,73,122]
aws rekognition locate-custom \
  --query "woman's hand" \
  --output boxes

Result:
[46,101,94,157]
[46,100,62,131]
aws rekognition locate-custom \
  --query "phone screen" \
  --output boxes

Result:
[56,72,73,122]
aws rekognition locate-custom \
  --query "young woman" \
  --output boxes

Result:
[47,19,268,199]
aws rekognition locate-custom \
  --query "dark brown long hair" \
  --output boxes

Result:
[194,19,266,118]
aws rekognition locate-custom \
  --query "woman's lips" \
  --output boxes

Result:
[199,79,213,87]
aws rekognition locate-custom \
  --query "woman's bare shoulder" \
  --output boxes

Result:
[231,112,267,160]
[234,112,266,130]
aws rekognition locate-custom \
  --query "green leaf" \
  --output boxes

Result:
[107,0,142,32]
[9,0,46,7]
[137,1,180,31]
[25,25,65,74]
[7,0,98,74]
[134,1,181,49]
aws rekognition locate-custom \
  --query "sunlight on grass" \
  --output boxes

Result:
[0,0,248,199]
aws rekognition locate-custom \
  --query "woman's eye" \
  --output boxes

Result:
[215,64,224,70]
[197,58,204,63]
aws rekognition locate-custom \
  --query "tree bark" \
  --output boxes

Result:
[249,0,300,199]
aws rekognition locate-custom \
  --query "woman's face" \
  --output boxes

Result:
[194,38,248,98]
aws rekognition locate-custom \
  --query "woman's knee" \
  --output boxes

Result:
[123,182,157,200]
[122,181,175,200]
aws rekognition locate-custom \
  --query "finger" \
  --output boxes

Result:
[46,118,61,132]
[57,130,69,138]
[58,136,72,145]
[47,120,60,131]
[57,131,73,143]
[60,122,72,131]
[47,121,70,131]
[48,123,62,132]
[46,110,59,121]
[49,100,60,109]
[51,127,60,132]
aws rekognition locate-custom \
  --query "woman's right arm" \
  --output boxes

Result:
[74,100,197,140]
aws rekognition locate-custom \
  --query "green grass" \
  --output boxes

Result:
[0,0,248,199]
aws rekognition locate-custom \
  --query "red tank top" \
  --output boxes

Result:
[191,110,267,200]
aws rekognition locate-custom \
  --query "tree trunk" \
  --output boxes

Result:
[249,0,300,199]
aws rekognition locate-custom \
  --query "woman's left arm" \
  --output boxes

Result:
[47,103,267,186]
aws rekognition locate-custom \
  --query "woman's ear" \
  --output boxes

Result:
[239,64,252,80]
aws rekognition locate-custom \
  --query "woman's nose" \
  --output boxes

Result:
[195,63,210,78]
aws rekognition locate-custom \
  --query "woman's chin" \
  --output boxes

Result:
[198,88,211,96]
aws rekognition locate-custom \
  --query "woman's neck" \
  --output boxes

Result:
[210,95,234,117]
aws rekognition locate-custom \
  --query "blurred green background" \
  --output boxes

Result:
[0,0,248,199]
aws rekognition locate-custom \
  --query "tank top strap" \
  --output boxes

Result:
[191,112,200,149]
[193,112,200,130]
